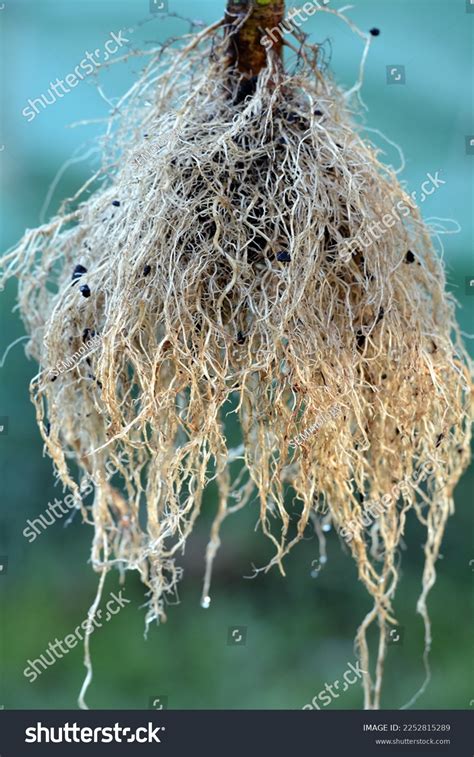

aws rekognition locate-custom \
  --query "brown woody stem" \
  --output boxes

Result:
[224,0,285,78]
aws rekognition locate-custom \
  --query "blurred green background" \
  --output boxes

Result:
[0,0,473,710]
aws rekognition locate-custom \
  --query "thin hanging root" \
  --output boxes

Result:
[78,536,109,710]
[1,8,472,710]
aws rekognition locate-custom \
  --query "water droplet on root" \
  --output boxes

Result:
[201,595,211,609]
[322,523,332,533]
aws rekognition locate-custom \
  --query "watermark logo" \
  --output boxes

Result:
[310,557,327,577]
[302,660,367,709]
[339,461,438,544]
[339,171,446,263]
[465,136,474,155]
[45,333,102,382]
[465,278,474,296]
[260,0,330,50]
[411,170,446,203]
[227,626,247,646]
[22,30,132,122]
[290,403,342,448]
[149,695,168,709]
[22,449,129,543]
[386,65,406,85]
[23,590,130,683]
[150,0,168,12]
[387,626,404,646]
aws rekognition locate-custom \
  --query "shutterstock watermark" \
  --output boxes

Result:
[339,459,440,544]
[302,659,367,709]
[261,0,330,50]
[339,171,446,262]
[25,722,164,745]
[23,590,130,683]
[22,450,129,543]
[22,29,132,122]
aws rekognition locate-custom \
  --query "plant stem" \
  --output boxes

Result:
[225,0,285,78]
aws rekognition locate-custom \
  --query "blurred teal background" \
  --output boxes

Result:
[0,0,472,710]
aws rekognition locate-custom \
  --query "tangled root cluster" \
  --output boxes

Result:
[2,15,471,709]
